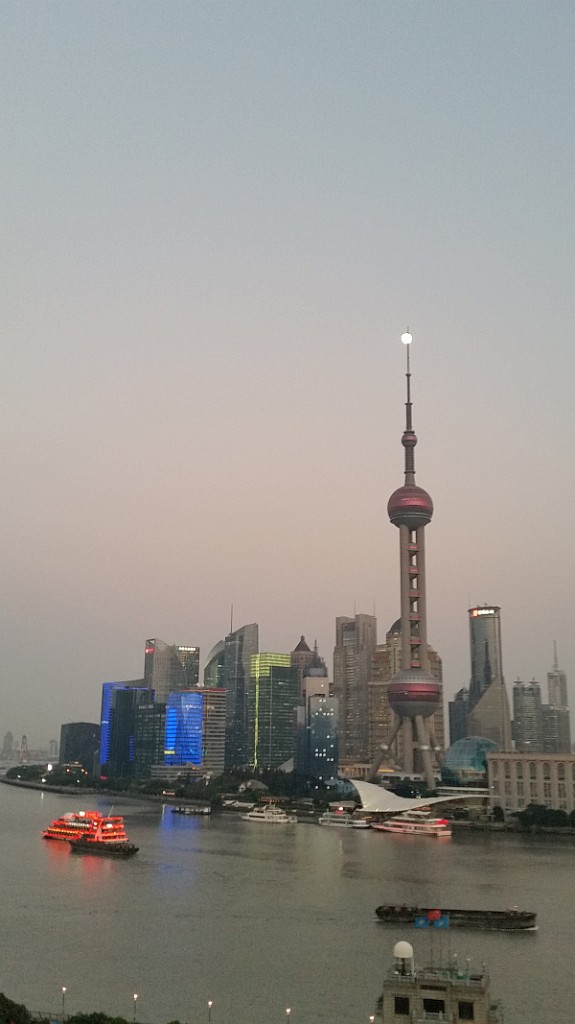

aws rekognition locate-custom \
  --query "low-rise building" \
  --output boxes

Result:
[488,752,575,813]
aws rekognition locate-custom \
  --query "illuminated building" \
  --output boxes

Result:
[102,685,154,778]
[59,722,100,774]
[333,614,377,760]
[223,623,259,769]
[144,639,200,703]
[246,654,298,770]
[134,703,166,778]
[467,606,511,750]
[296,651,338,780]
[99,680,144,771]
[164,688,227,774]
[368,333,442,790]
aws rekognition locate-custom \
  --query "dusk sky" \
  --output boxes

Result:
[2,1,573,746]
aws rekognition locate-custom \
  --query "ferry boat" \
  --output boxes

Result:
[318,810,370,829]
[67,815,138,857]
[376,903,537,931]
[241,806,298,824]
[42,810,103,842]
[375,940,503,1022]
[371,810,451,837]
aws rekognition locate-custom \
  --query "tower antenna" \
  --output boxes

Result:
[230,604,234,634]
[553,640,558,671]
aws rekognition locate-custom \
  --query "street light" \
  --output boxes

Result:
[208,1001,213,1024]
[369,1017,375,1024]
[286,1009,291,1023]
[133,994,138,1023]
[62,987,67,1022]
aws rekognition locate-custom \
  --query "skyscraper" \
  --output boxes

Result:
[548,643,569,707]
[333,614,377,760]
[246,653,298,770]
[512,680,543,753]
[223,623,259,769]
[291,636,316,699]
[368,332,442,789]
[296,649,338,780]
[144,639,200,703]
[466,606,511,749]
[59,722,100,773]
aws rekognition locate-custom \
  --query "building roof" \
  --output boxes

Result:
[292,635,312,653]
[351,780,477,813]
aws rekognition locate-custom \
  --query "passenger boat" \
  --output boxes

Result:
[42,810,103,842]
[67,815,138,857]
[370,809,451,837]
[375,904,537,931]
[171,805,211,816]
[241,806,298,824]
[318,810,370,829]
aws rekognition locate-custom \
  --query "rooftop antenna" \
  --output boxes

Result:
[553,640,559,671]
[230,604,234,634]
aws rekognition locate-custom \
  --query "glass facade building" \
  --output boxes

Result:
[223,623,259,769]
[164,688,227,774]
[144,639,200,704]
[441,737,498,787]
[247,653,298,770]
[60,722,100,774]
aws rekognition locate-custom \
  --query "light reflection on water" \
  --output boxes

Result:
[0,784,570,1024]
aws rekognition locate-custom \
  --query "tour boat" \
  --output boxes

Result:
[317,810,370,829]
[42,810,103,842]
[241,806,298,824]
[371,810,451,837]
[67,815,138,857]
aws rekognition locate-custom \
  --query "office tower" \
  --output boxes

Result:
[296,650,338,780]
[246,653,298,770]
[104,686,154,778]
[134,703,166,778]
[466,606,511,749]
[333,614,377,760]
[548,644,568,706]
[512,680,543,753]
[223,623,259,769]
[291,636,315,698]
[144,639,200,704]
[204,640,225,687]
[368,333,442,789]
[98,679,145,771]
[2,731,14,757]
[59,722,101,773]
[163,689,226,774]
[448,688,469,746]
[541,706,571,754]
[49,739,58,759]
[369,619,444,772]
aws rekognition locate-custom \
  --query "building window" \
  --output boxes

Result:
[517,782,524,797]
[558,763,565,780]
[394,997,410,1015]
[530,782,538,799]
[529,762,537,779]
[544,782,552,804]
[543,762,551,780]
[459,1002,475,1021]
[503,761,510,778]
[516,762,524,778]
[423,1000,446,1015]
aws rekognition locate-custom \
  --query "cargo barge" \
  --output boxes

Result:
[375,904,536,931]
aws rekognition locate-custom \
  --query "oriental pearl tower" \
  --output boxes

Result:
[367,332,442,790]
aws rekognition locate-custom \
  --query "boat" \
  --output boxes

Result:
[375,904,537,931]
[370,810,451,837]
[375,939,504,1022]
[67,815,138,857]
[171,805,211,816]
[241,806,298,824]
[42,810,103,841]
[318,810,370,829]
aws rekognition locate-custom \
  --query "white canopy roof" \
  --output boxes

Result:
[351,779,471,814]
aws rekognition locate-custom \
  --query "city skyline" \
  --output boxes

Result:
[1,2,573,741]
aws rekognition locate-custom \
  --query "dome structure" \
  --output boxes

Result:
[388,668,442,719]
[388,485,434,528]
[441,737,498,788]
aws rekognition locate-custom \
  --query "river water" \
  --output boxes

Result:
[0,784,572,1024]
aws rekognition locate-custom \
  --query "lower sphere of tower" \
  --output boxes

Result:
[387,485,433,529]
[388,669,441,719]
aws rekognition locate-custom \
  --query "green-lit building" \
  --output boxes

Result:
[247,653,298,770]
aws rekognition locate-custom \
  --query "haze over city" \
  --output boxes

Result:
[2,1,573,745]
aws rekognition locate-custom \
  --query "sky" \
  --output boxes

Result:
[1,1,574,746]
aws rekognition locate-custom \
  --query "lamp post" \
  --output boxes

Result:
[133,994,138,1023]
[369,1017,375,1024]
[207,1001,213,1024]
[286,1009,291,1023]
[62,987,67,1022]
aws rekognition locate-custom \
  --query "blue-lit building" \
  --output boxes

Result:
[164,688,226,774]
[441,737,498,788]
[99,681,153,778]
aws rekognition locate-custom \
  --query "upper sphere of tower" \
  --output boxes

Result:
[388,485,434,528]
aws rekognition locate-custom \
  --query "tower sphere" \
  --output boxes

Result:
[388,669,441,719]
[388,485,434,528]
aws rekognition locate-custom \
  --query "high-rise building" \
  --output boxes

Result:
[163,689,227,775]
[333,614,377,760]
[203,640,225,688]
[448,688,469,746]
[296,650,338,780]
[102,685,154,778]
[548,643,568,707]
[134,703,167,778]
[2,731,14,758]
[223,623,259,769]
[99,681,143,771]
[246,653,298,770]
[144,639,200,704]
[512,680,543,753]
[59,722,100,774]
[368,619,444,773]
[466,606,511,750]
[541,706,571,754]
[368,332,442,789]
[291,636,316,699]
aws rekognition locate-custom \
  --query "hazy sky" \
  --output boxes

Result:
[1,1,573,746]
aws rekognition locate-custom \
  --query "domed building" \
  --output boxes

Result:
[441,737,498,788]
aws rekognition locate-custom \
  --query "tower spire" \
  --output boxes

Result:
[401,330,417,486]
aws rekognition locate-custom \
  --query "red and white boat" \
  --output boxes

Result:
[371,810,451,838]
[42,810,103,842]
[68,815,138,857]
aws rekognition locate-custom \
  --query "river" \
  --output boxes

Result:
[0,784,571,1024]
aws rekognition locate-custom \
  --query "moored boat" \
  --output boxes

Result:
[371,809,451,837]
[42,810,103,841]
[318,810,370,829]
[375,903,537,931]
[241,806,298,824]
